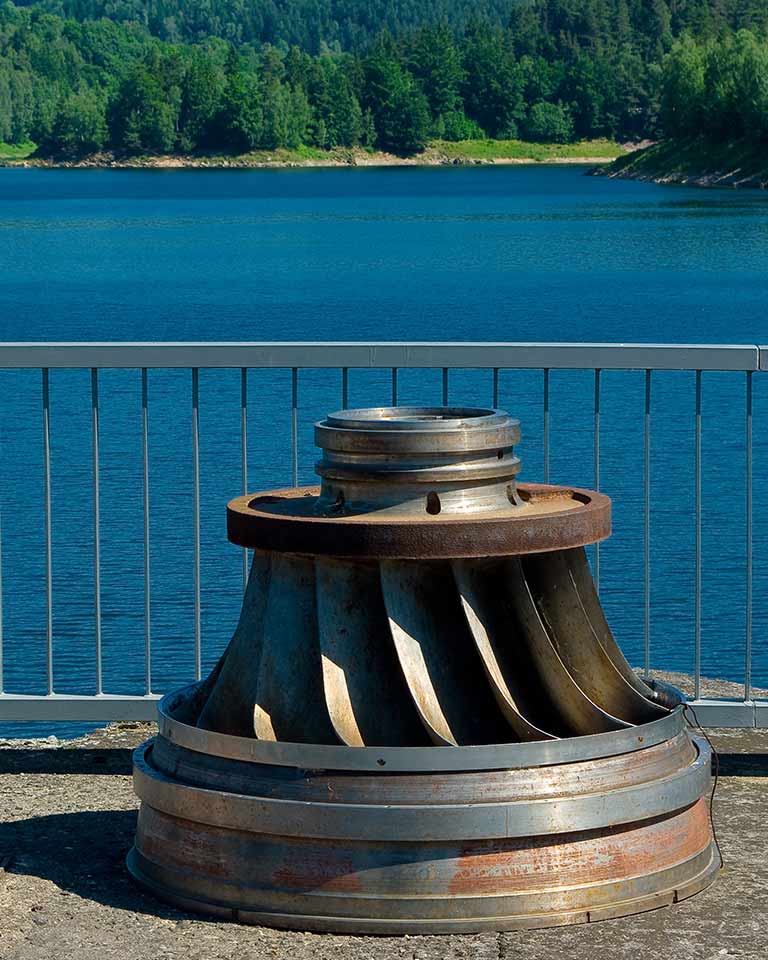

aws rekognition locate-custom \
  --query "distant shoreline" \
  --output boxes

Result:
[0,140,625,170]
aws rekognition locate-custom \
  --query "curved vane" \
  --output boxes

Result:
[198,551,669,746]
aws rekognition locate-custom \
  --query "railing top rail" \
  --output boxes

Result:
[0,342,760,371]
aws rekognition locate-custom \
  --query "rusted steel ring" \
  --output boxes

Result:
[127,683,717,934]
[226,483,611,559]
[133,738,710,841]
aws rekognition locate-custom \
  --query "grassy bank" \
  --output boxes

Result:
[2,139,624,169]
[597,138,768,187]
[0,141,36,160]
[433,138,623,162]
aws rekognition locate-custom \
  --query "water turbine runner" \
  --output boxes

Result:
[129,406,718,932]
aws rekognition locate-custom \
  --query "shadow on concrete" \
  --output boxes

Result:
[716,752,768,777]
[0,809,188,920]
[0,748,134,775]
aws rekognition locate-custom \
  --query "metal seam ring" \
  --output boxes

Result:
[133,738,711,842]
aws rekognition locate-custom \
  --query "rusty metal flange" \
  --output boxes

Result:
[227,482,611,559]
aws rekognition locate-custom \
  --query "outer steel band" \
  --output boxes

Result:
[314,455,522,483]
[315,407,519,448]
[126,830,719,933]
[149,730,695,805]
[314,422,521,454]
[133,738,711,841]
[158,682,686,772]
[226,483,611,559]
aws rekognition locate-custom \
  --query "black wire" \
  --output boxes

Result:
[684,703,724,870]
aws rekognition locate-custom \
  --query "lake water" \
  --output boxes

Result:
[1,164,768,737]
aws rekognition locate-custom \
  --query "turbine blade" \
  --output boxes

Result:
[453,558,559,741]
[196,550,271,736]
[253,554,337,743]
[504,557,629,735]
[381,560,510,746]
[524,551,667,724]
[316,558,427,747]
[566,547,665,702]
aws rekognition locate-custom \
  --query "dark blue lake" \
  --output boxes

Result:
[1,164,767,737]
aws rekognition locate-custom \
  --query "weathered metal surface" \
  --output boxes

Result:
[316,558,427,747]
[132,743,711,841]
[196,550,271,737]
[252,554,336,744]
[523,551,668,724]
[565,546,663,699]
[129,684,717,933]
[501,557,630,735]
[148,728,697,806]
[162,681,687,771]
[130,405,718,933]
[453,558,559,740]
[381,560,511,746]
[314,406,522,516]
[226,483,611,560]
[194,550,665,745]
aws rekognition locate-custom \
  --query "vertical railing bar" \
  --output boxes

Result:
[0,486,3,694]
[141,368,152,695]
[391,367,398,406]
[442,368,448,405]
[342,367,349,409]
[492,368,499,408]
[593,368,601,593]
[42,368,53,694]
[0,393,4,693]
[241,368,249,594]
[644,369,651,680]
[745,370,753,702]
[291,368,299,487]
[543,368,550,484]
[91,367,102,696]
[694,370,702,701]
[192,367,201,681]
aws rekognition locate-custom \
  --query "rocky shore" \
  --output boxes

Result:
[594,138,768,189]
[2,141,623,171]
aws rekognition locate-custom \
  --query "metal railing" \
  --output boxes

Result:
[0,341,765,727]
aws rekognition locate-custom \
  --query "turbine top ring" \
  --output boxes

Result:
[323,406,514,431]
[315,405,521,516]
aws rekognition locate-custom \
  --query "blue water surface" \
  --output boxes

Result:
[1,164,767,737]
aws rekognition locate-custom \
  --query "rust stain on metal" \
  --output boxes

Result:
[226,483,611,560]
[448,800,712,896]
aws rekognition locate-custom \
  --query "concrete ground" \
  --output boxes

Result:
[0,720,766,960]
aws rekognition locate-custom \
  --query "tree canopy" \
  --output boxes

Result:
[1,0,766,157]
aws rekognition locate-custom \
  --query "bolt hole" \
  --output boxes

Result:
[506,485,519,505]
[377,758,386,766]
[426,492,441,515]
[497,449,504,460]
[331,491,345,514]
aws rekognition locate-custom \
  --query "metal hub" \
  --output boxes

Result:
[314,406,522,516]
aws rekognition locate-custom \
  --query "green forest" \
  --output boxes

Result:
[661,31,768,146]
[1,0,767,158]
